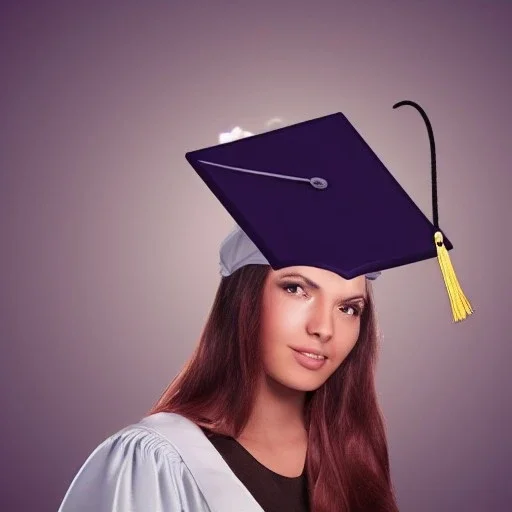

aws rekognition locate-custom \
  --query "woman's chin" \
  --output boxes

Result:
[272,373,328,393]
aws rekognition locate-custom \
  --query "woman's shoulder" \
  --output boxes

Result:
[97,411,190,460]
[58,412,208,512]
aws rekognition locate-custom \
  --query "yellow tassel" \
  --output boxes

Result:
[434,231,473,322]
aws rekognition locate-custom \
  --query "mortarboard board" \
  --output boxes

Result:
[185,101,473,322]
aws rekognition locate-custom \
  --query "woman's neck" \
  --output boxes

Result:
[237,374,308,447]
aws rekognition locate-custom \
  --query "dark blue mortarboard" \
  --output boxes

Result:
[185,101,473,322]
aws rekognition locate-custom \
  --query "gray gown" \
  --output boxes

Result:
[58,412,265,511]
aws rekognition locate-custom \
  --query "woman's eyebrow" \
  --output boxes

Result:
[279,272,367,302]
[280,272,320,289]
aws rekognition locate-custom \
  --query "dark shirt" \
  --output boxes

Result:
[204,432,309,512]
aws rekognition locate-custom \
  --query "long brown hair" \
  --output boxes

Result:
[150,264,399,511]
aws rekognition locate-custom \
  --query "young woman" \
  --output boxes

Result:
[58,101,471,512]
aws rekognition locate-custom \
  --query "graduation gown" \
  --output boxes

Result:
[58,412,265,511]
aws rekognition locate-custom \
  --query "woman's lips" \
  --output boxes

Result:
[291,348,327,370]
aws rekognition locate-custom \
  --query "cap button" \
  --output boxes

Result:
[310,177,328,189]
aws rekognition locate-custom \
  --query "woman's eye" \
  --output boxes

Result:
[340,305,360,316]
[283,283,304,295]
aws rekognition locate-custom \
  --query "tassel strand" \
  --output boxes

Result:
[434,231,474,322]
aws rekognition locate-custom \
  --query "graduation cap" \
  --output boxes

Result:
[185,101,473,322]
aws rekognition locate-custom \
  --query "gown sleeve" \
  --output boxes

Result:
[57,425,211,512]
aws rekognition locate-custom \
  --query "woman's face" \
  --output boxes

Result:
[259,265,367,392]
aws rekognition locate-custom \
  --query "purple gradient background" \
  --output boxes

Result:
[1,1,510,510]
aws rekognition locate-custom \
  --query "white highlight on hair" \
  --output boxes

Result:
[217,117,287,144]
[264,117,286,128]
[218,126,254,144]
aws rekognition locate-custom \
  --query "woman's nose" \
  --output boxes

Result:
[306,300,334,343]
